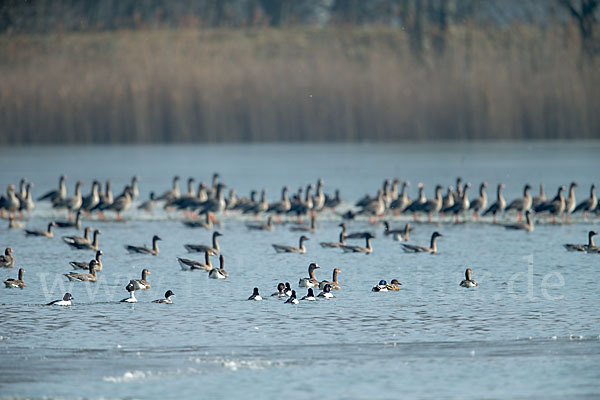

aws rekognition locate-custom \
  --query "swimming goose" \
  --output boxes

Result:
[317,284,334,299]
[106,186,132,220]
[138,191,156,212]
[290,215,316,232]
[301,288,316,301]
[284,290,299,304]
[383,221,410,241]
[319,268,341,290]
[246,216,274,231]
[70,250,103,270]
[62,227,92,247]
[341,233,374,254]
[401,231,443,254]
[0,248,15,268]
[460,268,478,288]
[299,263,321,287]
[65,260,99,282]
[156,176,181,202]
[184,231,222,255]
[8,216,25,229]
[182,212,214,229]
[68,229,101,250]
[177,251,213,271]
[505,184,532,221]
[125,235,162,256]
[535,186,566,223]
[272,235,310,254]
[25,222,57,238]
[248,287,263,301]
[47,292,73,306]
[271,283,286,297]
[442,183,471,223]
[4,268,26,288]
[372,280,388,292]
[531,184,546,209]
[284,282,292,296]
[55,210,82,229]
[504,210,534,232]
[120,282,137,303]
[130,268,151,290]
[208,254,228,279]
[320,224,347,248]
[469,183,488,220]
[483,183,506,223]
[53,181,83,219]
[572,184,597,219]
[0,185,19,218]
[80,180,100,215]
[37,175,66,204]
[564,231,598,252]
[153,290,175,304]
[564,182,578,221]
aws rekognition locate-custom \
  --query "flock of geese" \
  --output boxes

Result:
[1,174,598,305]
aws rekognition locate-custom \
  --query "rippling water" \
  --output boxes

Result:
[1,142,599,399]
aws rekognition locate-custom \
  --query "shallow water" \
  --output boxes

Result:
[1,142,599,399]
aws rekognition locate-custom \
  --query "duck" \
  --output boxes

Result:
[64,260,99,282]
[284,290,299,304]
[482,183,506,224]
[317,284,334,299]
[208,254,228,279]
[290,215,316,233]
[372,280,388,292]
[386,279,402,291]
[130,268,151,290]
[62,227,92,247]
[299,263,321,287]
[70,250,104,270]
[120,282,137,303]
[383,221,410,241]
[572,184,597,219]
[184,231,222,255]
[8,216,25,229]
[272,235,310,254]
[55,210,82,230]
[246,216,274,231]
[47,292,73,306]
[25,222,57,238]
[469,182,488,220]
[401,231,443,254]
[53,181,83,219]
[248,287,263,301]
[271,283,286,297]
[37,175,66,204]
[504,210,534,232]
[125,235,162,256]
[564,231,598,252]
[4,267,26,288]
[505,184,532,221]
[319,268,341,290]
[284,282,292,296]
[153,290,175,304]
[341,233,374,254]
[460,268,478,288]
[177,251,212,271]
[0,248,15,268]
[301,288,316,301]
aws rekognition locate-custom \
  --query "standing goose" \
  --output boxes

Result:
[246,216,274,231]
[153,290,175,304]
[290,215,316,232]
[267,186,291,219]
[440,186,455,216]
[563,182,578,221]
[272,235,310,254]
[390,181,411,214]
[125,235,162,256]
[298,263,321,287]
[106,186,132,220]
[243,188,268,218]
[120,282,137,303]
[319,268,341,290]
[505,210,534,232]
[225,188,238,211]
[37,175,66,204]
[452,177,463,203]
[69,229,101,250]
[572,184,597,219]
[53,181,83,219]
[535,186,566,224]
[25,222,57,238]
[130,268,151,290]
[531,184,546,209]
[178,251,213,271]
[460,268,478,288]
[91,180,113,216]
[156,176,181,202]
[166,177,195,210]
[8,216,25,229]
[64,260,99,282]
[401,231,443,254]
[138,191,156,212]
[184,231,222,255]
[55,210,82,229]
[417,185,443,223]
[197,183,227,215]
[443,183,471,224]
[324,189,342,210]
[70,250,103,270]
[80,180,100,215]
[404,183,427,221]
[208,254,228,279]
[383,221,410,241]
[320,223,347,248]
[248,288,263,301]
[313,178,326,212]
[505,184,532,221]
[47,293,73,306]
[564,231,598,252]
[0,185,19,218]
[0,248,15,268]
[469,183,488,220]
[341,233,374,254]
[62,227,92,247]
[4,267,26,288]
[18,182,35,215]
[483,183,506,224]
[130,176,140,201]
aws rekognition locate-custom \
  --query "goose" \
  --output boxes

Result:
[469,183,488,220]
[138,191,156,212]
[156,176,180,202]
[182,212,214,229]
[62,227,92,247]
[25,222,56,238]
[324,189,341,209]
[130,268,151,290]
[287,185,313,223]
[129,176,140,201]
[64,260,99,282]
[301,288,316,301]
[271,283,286,297]
[125,235,162,256]
[225,188,238,211]
[177,251,213,271]
[416,184,443,222]
[452,177,463,203]
[120,282,137,303]
[208,254,228,279]
[483,183,506,223]
[272,235,310,254]
[284,290,299,304]
[80,180,100,215]
[317,284,334,299]
[67,229,101,250]
[184,231,222,255]
[243,188,268,217]
[572,184,597,219]
[531,184,546,209]
[53,181,83,219]
[47,292,73,306]
[390,181,410,214]
[290,215,316,232]
[401,231,443,254]
[383,221,410,241]
[299,263,321,287]
[360,189,385,223]
[0,248,15,268]
[196,183,226,215]
[442,183,471,223]
[563,182,578,221]
[4,268,26,288]
[37,175,66,204]
[404,183,427,221]
[18,182,35,215]
[564,231,598,252]
[166,177,195,210]
[505,184,532,221]
[0,185,20,218]
[313,178,326,212]
[105,186,132,220]
[440,186,455,215]
[153,290,175,304]
[341,233,374,254]
[505,210,534,232]
[55,210,82,229]
[460,268,478,288]
[319,268,341,290]
[535,186,565,223]
[320,224,347,248]
[8,216,25,229]
[246,216,274,231]
[70,250,103,270]
[248,288,263,301]
[91,180,113,216]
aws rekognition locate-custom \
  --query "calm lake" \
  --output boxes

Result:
[1,142,599,399]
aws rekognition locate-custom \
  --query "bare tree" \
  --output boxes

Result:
[558,0,599,56]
